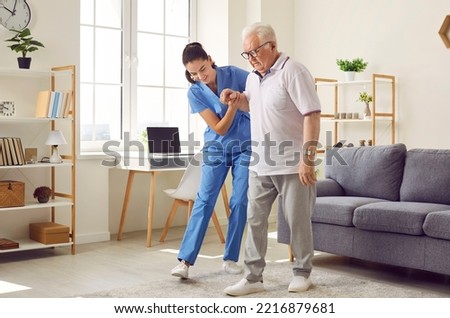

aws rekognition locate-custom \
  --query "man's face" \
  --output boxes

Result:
[242,35,275,75]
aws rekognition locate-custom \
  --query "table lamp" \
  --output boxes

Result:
[45,130,67,163]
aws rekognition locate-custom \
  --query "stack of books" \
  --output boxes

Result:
[0,238,19,250]
[35,90,73,118]
[0,137,25,166]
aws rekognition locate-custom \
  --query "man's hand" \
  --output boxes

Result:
[220,88,238,104]
[299,159,317,186]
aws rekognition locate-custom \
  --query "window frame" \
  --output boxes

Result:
[79,0,197,154]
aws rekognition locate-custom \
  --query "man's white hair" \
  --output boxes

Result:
[241,22,277,44]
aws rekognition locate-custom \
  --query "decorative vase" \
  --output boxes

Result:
[17,57,32,69]
[363,102,372,119]
[344,71,355,81]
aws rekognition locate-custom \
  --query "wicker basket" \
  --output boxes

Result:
[0,180,25,208]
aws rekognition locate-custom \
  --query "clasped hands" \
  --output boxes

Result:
[220,88,240,109]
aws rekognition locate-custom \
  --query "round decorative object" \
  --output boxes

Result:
[0,0,31,31]
[33,186,52,204]
[37,196,49,203]
[0,101,15,116]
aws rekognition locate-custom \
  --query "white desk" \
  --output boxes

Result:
[115,160,230,247]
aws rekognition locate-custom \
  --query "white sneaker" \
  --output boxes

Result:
[171,262,189,279]
[222,260,243,274]
[288,276,312,292]
[224,278,265,296]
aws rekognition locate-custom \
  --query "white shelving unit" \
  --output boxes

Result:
[0,65,76,255]
[315,73,396,149]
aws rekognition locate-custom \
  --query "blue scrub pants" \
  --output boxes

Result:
[177,149,249,265]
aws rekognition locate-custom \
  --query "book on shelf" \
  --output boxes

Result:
[13,138,26,165]
[35,90,51,117]
[0,238,19,250]
[2,138,13,165]
[7,138,19,165]
[0,139,4,165]
[36,90,72,118]
[0,137,25,166]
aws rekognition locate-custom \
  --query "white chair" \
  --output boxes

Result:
[159,152,226,243]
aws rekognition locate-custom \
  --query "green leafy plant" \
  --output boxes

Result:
[33,186,52,203]
[336,58,368,72]
[5,28,45,58]
[357,91,373,103]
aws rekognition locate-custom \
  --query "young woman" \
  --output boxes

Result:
[171,42,250,279]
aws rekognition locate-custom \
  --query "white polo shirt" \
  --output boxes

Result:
[245,53,321,176]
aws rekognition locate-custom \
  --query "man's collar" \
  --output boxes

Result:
[253,52,289,78]
[271,52,289,71]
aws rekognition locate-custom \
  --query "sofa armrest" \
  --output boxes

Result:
[317,178,345,197]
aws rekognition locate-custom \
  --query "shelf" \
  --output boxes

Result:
[0,161,73,170]
[0,67,72,78]
[315,73,396,146]
[0,199,73,212]
[315,78,395,86]
[0,117,72,123]
[321,118,393,123]
[0,65,76,255]
[0,238,73,254]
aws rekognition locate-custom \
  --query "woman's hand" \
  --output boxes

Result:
[220,88,237,104]
[220,88,249,112]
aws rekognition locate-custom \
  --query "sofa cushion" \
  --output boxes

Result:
[316,178,345,197]
[324,143,407,201]
[423,210,450,240]
[353,202,450,235]
[400,149,450,205]
[313,196,386,226]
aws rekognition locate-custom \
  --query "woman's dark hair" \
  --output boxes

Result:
[182,42,216,84]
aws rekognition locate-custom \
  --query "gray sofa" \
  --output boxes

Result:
[278,143,450,276]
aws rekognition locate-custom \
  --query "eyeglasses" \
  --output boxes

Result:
[241,41,271,60]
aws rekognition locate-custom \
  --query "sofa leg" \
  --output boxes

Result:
[288,245,294,262]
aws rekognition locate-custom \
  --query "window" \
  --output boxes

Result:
[80,0,194,152]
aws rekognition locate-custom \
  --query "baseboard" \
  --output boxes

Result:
[75,231,111,244]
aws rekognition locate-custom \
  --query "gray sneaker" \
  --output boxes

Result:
[171,262,189,279]
[224,278,265,296]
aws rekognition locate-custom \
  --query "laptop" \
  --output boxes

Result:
[146,127,194,168]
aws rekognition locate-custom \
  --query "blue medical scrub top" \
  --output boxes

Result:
[187,65,250,153]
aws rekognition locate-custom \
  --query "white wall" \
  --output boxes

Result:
[0,0,79,69]
[294,0,450,149]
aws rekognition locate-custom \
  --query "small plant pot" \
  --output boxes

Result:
[17,57,32,69]
[344,71,355,81]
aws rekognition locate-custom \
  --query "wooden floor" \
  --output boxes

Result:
[1,224,450,298]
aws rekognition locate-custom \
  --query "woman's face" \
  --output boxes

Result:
[185,57,216,85]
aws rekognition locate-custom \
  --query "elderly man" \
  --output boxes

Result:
[221,22,321,296]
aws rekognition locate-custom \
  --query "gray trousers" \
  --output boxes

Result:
[244,170,316,283]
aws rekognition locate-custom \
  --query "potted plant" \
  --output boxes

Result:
[5,28,45,69]
[33,186,52,203]
[357,91,373,118]
[336,58,368,81]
